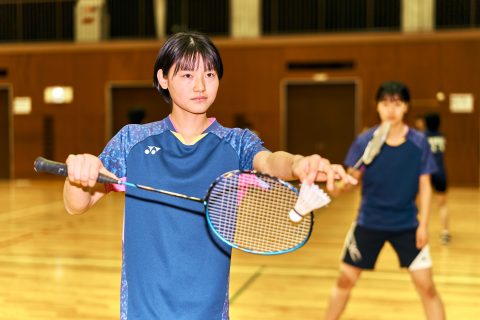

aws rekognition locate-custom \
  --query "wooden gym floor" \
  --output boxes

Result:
[0,178,478,319]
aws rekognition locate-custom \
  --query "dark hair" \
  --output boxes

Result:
[128,107,146,124]
[375,81,411,103]
[424,112,441,131]
[152,31,224,104]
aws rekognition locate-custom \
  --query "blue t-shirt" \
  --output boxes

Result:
[99,116,267,320]
[344,126,437,231]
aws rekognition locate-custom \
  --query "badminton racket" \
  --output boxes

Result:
[353,122,391,169]
[34,156,313,255]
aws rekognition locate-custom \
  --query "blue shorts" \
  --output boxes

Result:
[342,224,429,270]
[431,173,447,193]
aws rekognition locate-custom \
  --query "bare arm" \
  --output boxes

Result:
[253,150,357,190]
[62,154,115,215]
[416,174,432,248]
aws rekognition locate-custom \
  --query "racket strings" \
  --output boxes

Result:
[207,174,312,253]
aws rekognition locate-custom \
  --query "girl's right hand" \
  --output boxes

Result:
[65,153,107,188]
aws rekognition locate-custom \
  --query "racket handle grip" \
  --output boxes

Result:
[33,156,119,184]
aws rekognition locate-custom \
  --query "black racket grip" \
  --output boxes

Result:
[33,156,118,184]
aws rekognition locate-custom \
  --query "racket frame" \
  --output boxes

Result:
[204,170,314,255]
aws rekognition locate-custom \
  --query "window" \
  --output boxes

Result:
[108,0,156,39]
[262,0,400,35]
[436,0,479,29]
[0,1,74,42]
[166,0,229,36]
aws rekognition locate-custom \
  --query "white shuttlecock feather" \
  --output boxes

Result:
[289,183,331,222]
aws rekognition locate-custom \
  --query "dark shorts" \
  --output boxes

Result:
[342,224,425,270]
[431,173,447,193]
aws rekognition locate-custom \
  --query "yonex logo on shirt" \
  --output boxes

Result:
[145,146,161,155]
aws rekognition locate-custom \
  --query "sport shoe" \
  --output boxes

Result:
[441,232,451,245]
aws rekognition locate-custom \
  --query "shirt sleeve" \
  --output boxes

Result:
[344,138,364,168]
[344,128,375,168]
[420,136,438,175]
[99,125,129,179]
[238,129,269,170]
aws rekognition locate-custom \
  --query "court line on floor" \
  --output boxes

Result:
[230,265,265,304]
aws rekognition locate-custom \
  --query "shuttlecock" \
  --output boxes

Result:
[289,183,331,222]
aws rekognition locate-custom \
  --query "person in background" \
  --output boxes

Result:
[325,81,445,320]
[414,114,426,132]
[424,112,450,245]
[127,107,146,124]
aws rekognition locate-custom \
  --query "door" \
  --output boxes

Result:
[109,84,171,138]
[0,87,11,179]
[284,80,357,165]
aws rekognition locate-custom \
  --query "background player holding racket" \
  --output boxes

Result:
[324,81,445,320]
[63,31,355,320]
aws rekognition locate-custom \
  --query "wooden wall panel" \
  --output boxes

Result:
[215,46,285,148]
[435,41,480,187]
[12,116,43,177]
[0,32,478,185]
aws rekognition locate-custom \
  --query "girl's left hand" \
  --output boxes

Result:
[416,224,429,249]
